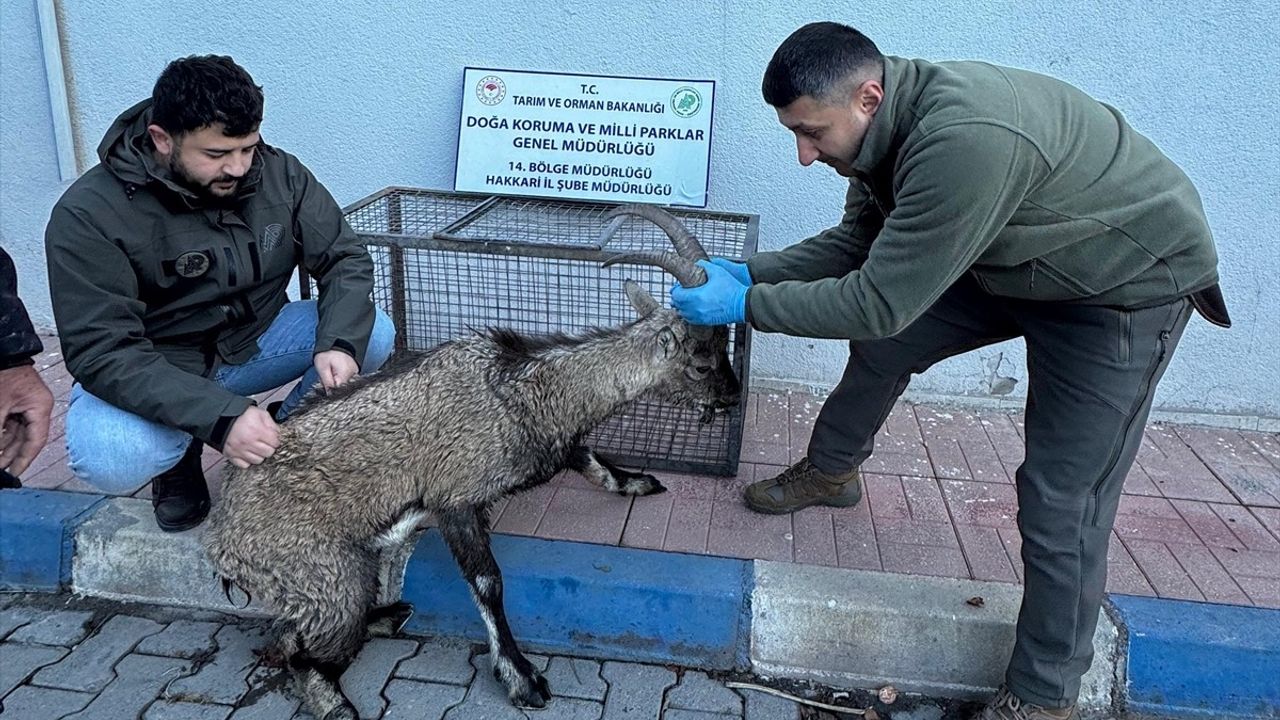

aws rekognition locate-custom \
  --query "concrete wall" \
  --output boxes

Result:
[3,0,1276,421]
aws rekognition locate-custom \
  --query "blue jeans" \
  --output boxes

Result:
[65,301,396,494]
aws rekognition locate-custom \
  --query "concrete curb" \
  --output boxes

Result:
[2,491,1278,718]
[0,488,103,591]
[749,561,1120,713]
[1110,595,1280,719]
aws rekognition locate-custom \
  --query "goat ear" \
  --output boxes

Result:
[624,280,661,317]
[655,327,678,359]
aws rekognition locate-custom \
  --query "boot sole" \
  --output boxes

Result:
[744,492,862,515]
[154,505,210,533]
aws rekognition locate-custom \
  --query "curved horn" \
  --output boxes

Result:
[603,252,707,288]
[604,204,709,261]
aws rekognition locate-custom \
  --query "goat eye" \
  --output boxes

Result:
[688,364,713,377]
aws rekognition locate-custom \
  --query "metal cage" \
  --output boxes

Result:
[311,187,756,476]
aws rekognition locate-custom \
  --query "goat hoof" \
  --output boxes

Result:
[510,671,551,709]
[622,473,666,497]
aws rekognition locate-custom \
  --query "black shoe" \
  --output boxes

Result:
[266,400,285,423]
[151,440,210,532]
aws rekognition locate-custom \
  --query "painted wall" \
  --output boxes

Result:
[3,0,1276,420]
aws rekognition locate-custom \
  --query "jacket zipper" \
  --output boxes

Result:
[1030,259,1037,290]
[1089,328,1171,525]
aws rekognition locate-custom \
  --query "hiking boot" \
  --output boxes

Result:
[151,440,209,533]
[977,686,1076,720]
[743,457,862,514]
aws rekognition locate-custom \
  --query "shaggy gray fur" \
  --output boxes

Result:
[204,207,740,720]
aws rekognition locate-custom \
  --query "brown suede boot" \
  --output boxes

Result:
[977,686,1076,720]
[743,457,862,514]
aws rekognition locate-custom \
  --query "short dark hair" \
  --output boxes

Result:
[762,22,884,107]
[150,55,264,137]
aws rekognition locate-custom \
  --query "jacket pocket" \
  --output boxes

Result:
[974,259,1097,301]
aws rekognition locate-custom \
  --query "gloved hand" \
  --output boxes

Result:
[709,257,752,287]
[671,259,749,326]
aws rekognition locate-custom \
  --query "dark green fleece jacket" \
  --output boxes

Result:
[45,99,375,448]
[746,56,1225,339]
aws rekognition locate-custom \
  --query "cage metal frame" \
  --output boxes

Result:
[301,187,757,476]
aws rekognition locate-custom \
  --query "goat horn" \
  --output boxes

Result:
[603,252,707,288]
[604,204,709,261]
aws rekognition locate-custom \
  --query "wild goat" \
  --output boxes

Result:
[203,204,741,720]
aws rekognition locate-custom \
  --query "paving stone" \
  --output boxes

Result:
[381,678,467,720]
[394,638,476,686]
[144,699,235,720]
[339,638,418,720]
[443,652,595,720]
[228,665,300,720]
[63,652,191,720]
[740,687,800,720]
[0,606,46,640]
[665,671,742,715]
[0,642,68,696]
[542,657,607,701]
[601,661,677,719]
[0,684,93,719]
[166,625,266,705]
[663,711,734,720]
[32,614,165,692]
[8,610,95,646]
[137,620,222,659]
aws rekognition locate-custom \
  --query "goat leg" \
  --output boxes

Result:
[373,506,430,607]
[567,445,666,496]
[365,601,414,637]
[289,650,358,720]
[438,504,551,709]
[278,546,375,720]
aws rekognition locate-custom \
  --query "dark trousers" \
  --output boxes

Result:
[808,275,1192,708]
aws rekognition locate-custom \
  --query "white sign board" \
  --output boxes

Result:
[455,68,715,207]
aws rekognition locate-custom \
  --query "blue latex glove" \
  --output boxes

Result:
[709,257,752,287]
[670,259,748,326]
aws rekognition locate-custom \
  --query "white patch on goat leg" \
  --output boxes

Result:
[469,577,524,691]
[623,476,657,495]
[582,453,622,492]
[375,508,429,549]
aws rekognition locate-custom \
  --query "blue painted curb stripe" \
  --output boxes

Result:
[1111,593,1280,719]
[0,488,104,591]
[402,529,752,670]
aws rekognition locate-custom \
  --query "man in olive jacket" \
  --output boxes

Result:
[45,56,395,532]
[671,23,1229,720]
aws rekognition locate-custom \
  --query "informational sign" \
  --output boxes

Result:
[455,68,715,207]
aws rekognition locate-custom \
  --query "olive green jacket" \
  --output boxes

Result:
[746,56,1227,339]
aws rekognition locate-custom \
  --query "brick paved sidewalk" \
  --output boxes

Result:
[5,595,976,720]
[19,335,1280,608]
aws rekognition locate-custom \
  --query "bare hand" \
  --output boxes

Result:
[223,406,280,469]
[314,349,359,391]
[0,364,55,476]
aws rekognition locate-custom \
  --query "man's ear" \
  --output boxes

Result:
[148,124,175,156]
[855,79,884,117]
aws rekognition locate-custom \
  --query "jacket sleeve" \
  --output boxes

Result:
[746,180,884,284]
[0,246,44,370]
[45,205,253,447]
[290,160,376,367]
[745,125,1040,340]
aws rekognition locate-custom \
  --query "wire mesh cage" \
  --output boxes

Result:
[322,187,756,476]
